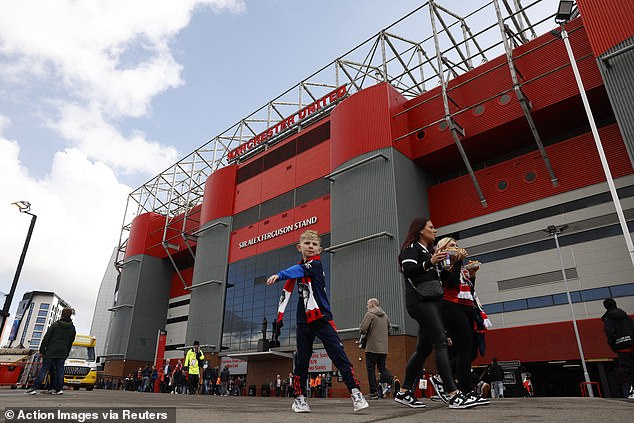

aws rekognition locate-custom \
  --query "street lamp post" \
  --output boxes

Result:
[0,201,37,342]
[544,224,593,397]
[556,0,634,268]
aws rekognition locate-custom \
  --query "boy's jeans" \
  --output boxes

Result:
[293,321,360,396]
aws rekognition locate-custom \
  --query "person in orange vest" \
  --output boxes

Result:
[314,374,322,397]
[309,375,316,398]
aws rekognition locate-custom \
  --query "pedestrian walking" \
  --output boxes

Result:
[359,297,393,400]
[602,298,634,398]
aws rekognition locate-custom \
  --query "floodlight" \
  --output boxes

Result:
[555,0,575,23]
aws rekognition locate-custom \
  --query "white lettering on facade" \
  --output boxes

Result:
[238,216,318,249]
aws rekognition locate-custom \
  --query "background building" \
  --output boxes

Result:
[6,291,70,350]
[101,0,634,397]
[90,248,118,361]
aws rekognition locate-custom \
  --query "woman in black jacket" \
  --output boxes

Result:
[394,218,478,409]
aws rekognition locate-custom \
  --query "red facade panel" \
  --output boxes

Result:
[294,140,331,187]
[577,0,634,56]
[395,92,457,158]
[331,83,402,169]
[234,173,262,214]
[201,164,237,223]
[126,207,203,259]
[429,124,633,226]
[228,196,331,263]
[163,205,202,247]
[394,17,603,164]
[473,317,618,365]
[234,124,331,212]
[170,267,193,299]
[447,56,513,108]
[260,156,296,203]
[125,212,166,259]
[516,20,603,109]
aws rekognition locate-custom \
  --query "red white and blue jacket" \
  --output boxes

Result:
[275,255,333,325]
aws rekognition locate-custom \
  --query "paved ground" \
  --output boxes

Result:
[1,389,633,423]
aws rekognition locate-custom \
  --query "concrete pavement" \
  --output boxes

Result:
[1,389,633,423]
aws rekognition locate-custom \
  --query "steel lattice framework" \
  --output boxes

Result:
[115,0,572,269]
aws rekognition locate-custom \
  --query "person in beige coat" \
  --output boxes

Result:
[360,298,393,399]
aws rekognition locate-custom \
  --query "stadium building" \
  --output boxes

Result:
[101,0,634,397]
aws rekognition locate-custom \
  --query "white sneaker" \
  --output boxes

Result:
[25,388,36,395]
[351,388,369,412]
[52,390,64,395]
[292,396,311,413]
[627,388,634,399]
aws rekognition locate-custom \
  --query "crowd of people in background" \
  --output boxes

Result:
[97,361,244,396]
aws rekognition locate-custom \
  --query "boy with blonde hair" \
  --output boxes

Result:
[267,230,368,413]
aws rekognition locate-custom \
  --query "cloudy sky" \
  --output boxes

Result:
[0,0,560,340]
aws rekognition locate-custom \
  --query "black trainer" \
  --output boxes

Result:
[429,375,450,403]
[394,390,426,408]
[465,390,490,406]
[447,392,479,409]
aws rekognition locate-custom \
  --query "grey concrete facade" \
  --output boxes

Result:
[328,147,433,338]
[599,36,634,167]
[90,247,118,360]
[105,254,172,361]
[185,216,232,352]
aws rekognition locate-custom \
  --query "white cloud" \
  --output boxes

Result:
[50,103,179,175]
[0,134,131,335]
[0,0,247,338]
[0,0,246,174]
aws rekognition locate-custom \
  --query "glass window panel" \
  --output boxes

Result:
[255,255,269,276]
[527,295,554,309]
[233,206,260,230]
[246,256,256,267]
[37,310,48,317]
[39,303,50,310]
[610,283,634,298]
[483,303,503,314]
[553,291,582,305]
[580,287,610,302]
[295,178,330,206]
[260,191,294,221]
[503,299,528,312]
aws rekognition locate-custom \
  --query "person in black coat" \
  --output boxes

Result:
[26,307,76,395]
[601,298,634,398]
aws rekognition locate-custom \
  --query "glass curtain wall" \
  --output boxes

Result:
[223,234,331,351]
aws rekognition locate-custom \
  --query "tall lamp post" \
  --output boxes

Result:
[543,224,593,397]
[556,0,634,268]
[0,201,37,342]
